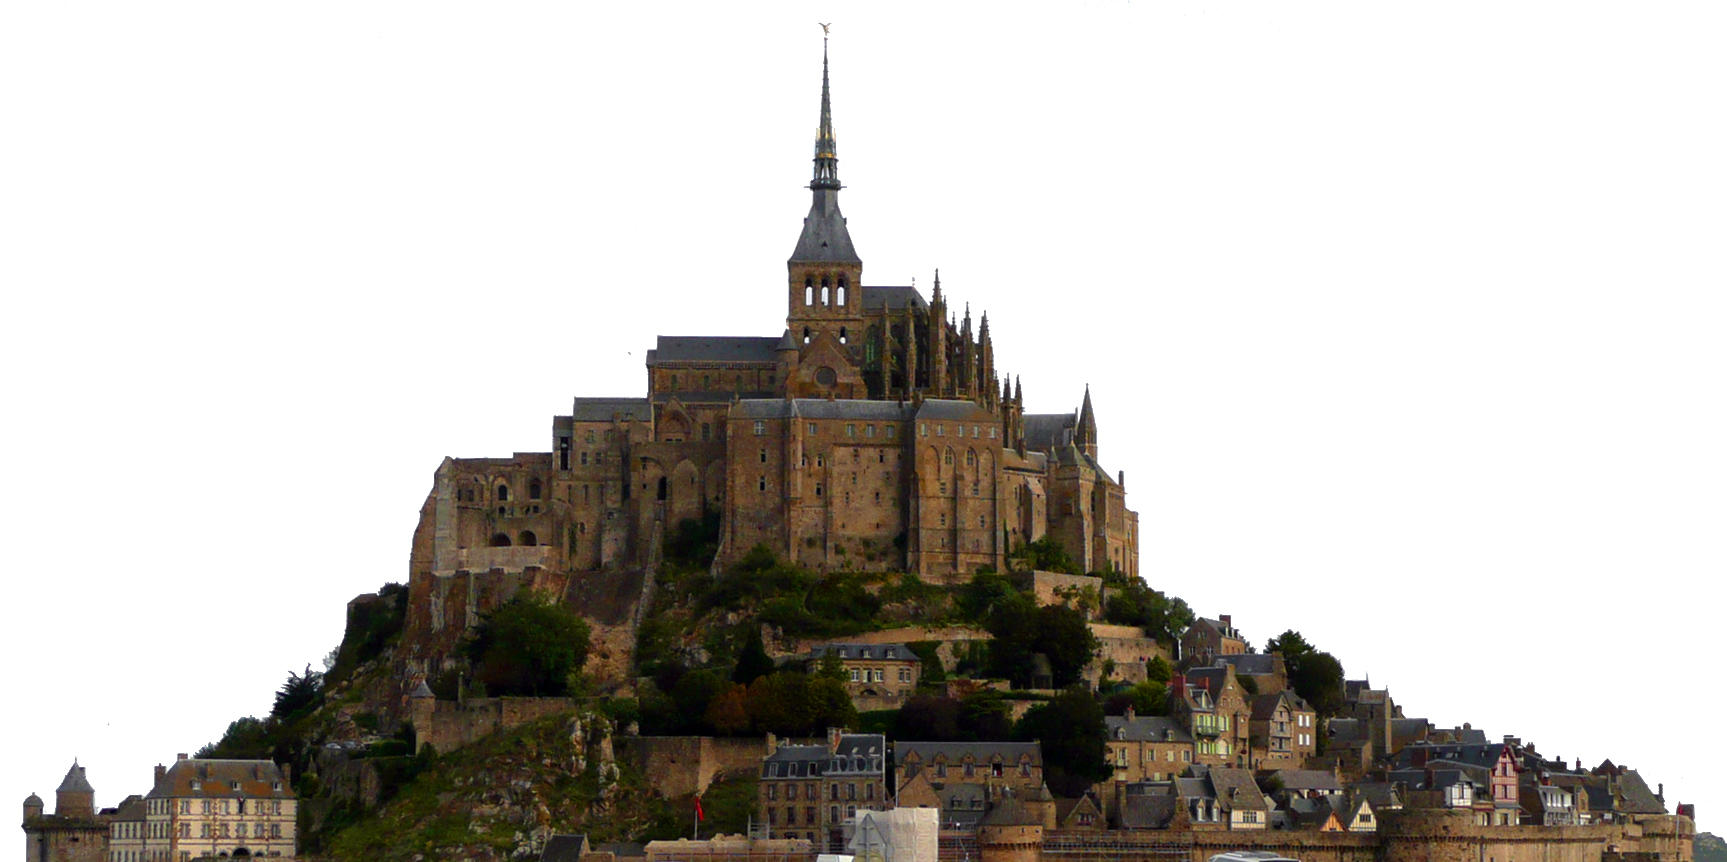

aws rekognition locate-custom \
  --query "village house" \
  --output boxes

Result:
[1171,666,1251,769]
[757,730,887,851]
[807,643,922,711]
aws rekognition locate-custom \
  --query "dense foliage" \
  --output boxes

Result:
[463,591,592,697]
[1265,629,1346,717]
[1013,686,1111,796]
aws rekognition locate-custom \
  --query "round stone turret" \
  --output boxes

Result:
[23,792,44,821]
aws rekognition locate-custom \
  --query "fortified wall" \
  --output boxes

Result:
[615,736,769,798]
[972,811,1693,862]
[410,696,576,755]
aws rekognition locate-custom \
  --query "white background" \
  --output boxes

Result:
[3,2,1722,838]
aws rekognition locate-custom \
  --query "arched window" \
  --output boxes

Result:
[839,326,848,345]
[518,530,537,546]
[805,278,814,306]
[944,450,953,466]
[965,450,976,467]
[803,327,812,344]
[821,283,830,305]
[496,484,509,502]
[528,479,542,499]
[489,533,511,547]
[657,476,668,500]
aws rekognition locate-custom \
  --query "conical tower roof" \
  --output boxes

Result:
[57,762,94,794]
[790,36,861,265]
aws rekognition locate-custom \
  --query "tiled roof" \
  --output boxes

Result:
[145,760,293,800]
[1210,768,1267,812]
[810,643,918,662]
[650,336,781,364]
[1270,770,1341,793]
[1121,795,1179,830]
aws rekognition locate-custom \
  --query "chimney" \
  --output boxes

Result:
[1125,705,1136,722]
[1658,784,1665,801]
[154,765,166,785]
[282,763,292,785]
[176,753,188,762]
[1219,614,1232,632]
[1413,748,1428,768]
[766,733,778,755]
[828,727,843,754]
[1171,674,1187,698]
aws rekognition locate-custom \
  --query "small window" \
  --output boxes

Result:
[886,425,896,439]
[839,326,849,344]
[805,279,815,306]
[760,449,768,463]
[808,422,818,435]
[845,424,855,437]
[753,420,766,436]
[865,425,875,438]
[496,484,510,501]
[529,479,542,499]
[936,425,945,437]
[759,476,767,492]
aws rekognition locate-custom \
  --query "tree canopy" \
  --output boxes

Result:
[1013,686,1111,796]
[1265,629,1346,716]
[272,665,324,719]
[464,591,592,697]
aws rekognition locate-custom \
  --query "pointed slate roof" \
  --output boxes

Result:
[57,762,94,794]
[790,41,860,265]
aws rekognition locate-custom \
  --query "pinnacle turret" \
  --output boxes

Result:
[789,35,859,266]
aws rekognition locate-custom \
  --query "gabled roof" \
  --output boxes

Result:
[1022,413,1076,451]
[861,286,927,311]
[1251,691,1310,721]
[1209,768,1267,812]
[913,400,996,422]
[1104,715,1193,744]
[1613,769,1667,814]
[979,794,1039,827]
[732,399,913,421]
[542,834,589,862]
[1120,794,1179,830]
[894,741,1040,767]
[1215,654,1279,677]
[1053,795,1100,824]
[649,336,781,365]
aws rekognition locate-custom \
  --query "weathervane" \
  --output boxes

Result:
[820,22,831,38]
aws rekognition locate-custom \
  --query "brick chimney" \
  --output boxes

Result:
[1219,614,1232,633]
[828,727,843,754]
[1124,705,1136,722]
[1171,674,1187,698]
[154,764,166,786]
[176,753,188,762]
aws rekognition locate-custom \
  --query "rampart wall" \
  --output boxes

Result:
[618,736,768,798]
[414,696,574,754]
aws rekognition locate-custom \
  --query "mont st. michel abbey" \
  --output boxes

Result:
[405,45,1137,640]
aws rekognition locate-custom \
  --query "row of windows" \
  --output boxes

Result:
[802,275,850,307]
[177,799,284,816]
[666,372,773,390]
[848,667,913,683]
[766,803,865,826]
[903,760,1029,779]
[751,421,901,439]
[920,423,997,439]
[764,782,876,802]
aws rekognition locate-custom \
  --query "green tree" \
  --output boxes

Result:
[463,591,592,697]
[1035,605,1098,688]
[272,666,323,719]
[704,683,752,736]
[893,695,963,740]
[1103,580,1194,648]
[1008,537,1081,575]
[959,689,1014,741]
[733,627,775,686]
[1145,655,1173,685]
[672,669,729,734]
[196,717,274,760]
[1013,686,1111,796]
[1264,629,1345,717]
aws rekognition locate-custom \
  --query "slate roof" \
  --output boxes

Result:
[144,760,294,800]
[861,286,928,311]
[594,845,645,860]
[811,643,918,663]
[790,188,861,265]
[979,794,1039,827]
[1390,718,1432,751]
[913,400,996,422]
[1270,770,1342,794]
[1210,768,1268,812]
[568,398,651,423]
[1215,654,1280,677]
[57,763,94,794]
[1390,743,1514,772]
[1613,769,1667,814]
[895,741,1041,767]
[1185,666,1233,701]
[1105,715,1193,744]
[1022,413,1076,450]
[1350,781,1404,809]
[762,735,886,778]
[649,336,782,365]
[1251,692,1310,722]
[1120,794,1179,830]
[541,834,589,862]
[110,795,146,822]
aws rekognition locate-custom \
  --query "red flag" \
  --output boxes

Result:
[694,795,705,822]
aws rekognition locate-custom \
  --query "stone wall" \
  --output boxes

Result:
[1014,571,1105,618]
[414,697,575,755]
[618,736,768,798]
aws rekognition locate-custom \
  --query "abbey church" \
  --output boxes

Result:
[405,45,1138,640]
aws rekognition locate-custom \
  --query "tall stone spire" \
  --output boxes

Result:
[790,34,860,266]
[812,37,840,192]
[1075,385,1098,458]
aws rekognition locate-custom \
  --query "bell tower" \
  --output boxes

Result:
[786,35,865,395]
